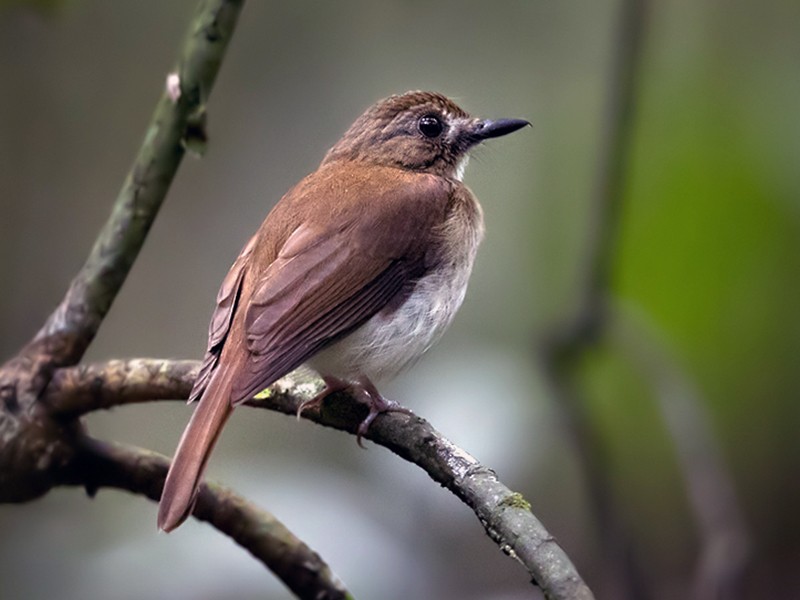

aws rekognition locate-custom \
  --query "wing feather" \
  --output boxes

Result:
[188,235,256,402]
[231,232,413,403]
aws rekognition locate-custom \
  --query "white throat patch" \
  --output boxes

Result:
[455,155,470,181]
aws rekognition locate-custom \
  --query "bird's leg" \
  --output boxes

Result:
[296,374,414,447]
[296,375,350,419]
[351,375,414,447]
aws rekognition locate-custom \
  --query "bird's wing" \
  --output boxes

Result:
[188,234,257,403]
[231,175,449,404]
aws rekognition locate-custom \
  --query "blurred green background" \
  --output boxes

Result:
[1,1,798,599]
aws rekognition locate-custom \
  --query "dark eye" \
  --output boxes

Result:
[418,114,444,138]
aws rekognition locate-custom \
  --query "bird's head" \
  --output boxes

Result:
[322,91,529,180]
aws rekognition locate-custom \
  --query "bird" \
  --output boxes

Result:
[157,90,529,532]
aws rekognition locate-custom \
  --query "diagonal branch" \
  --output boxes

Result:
[33,0,245,367]
[69,436,351,600]
[45,359,594,600]
[0,0,246,514]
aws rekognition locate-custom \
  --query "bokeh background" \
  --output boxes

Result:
[1,1,798,599]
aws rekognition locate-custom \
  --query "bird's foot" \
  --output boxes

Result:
[296,375,413,447]
[351,376,414,447]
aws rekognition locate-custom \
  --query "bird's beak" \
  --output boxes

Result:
[470,118,531,141]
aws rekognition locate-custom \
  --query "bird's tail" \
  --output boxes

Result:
[157,367,235,532]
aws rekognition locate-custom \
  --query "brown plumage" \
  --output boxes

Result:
[157,91,529,532]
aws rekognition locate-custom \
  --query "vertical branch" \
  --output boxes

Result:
[539,0,650,597]
[575,0,648,327]
[34,0,245,367]
[540,1,751,598]
[0,0,245,521]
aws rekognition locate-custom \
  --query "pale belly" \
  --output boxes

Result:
[307,182,484,385]
[307,258,475,384]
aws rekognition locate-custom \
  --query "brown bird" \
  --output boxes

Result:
[157,91,529,532]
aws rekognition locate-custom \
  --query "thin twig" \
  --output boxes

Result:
[70,437,351,600]
[46,358,595,600]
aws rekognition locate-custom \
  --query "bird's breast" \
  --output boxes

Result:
[308,187,484,383]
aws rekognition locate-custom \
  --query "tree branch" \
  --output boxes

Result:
[537,2,750,598]
[46,359,199,417]
[33,0,245,367]
[0,0,245,510]
[2,2,594,597]
[69,436,351,600]
[46,359,594,600]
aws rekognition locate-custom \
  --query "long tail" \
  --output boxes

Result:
[157,367,235,532]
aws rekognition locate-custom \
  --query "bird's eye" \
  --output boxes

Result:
[418,114,444,138]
